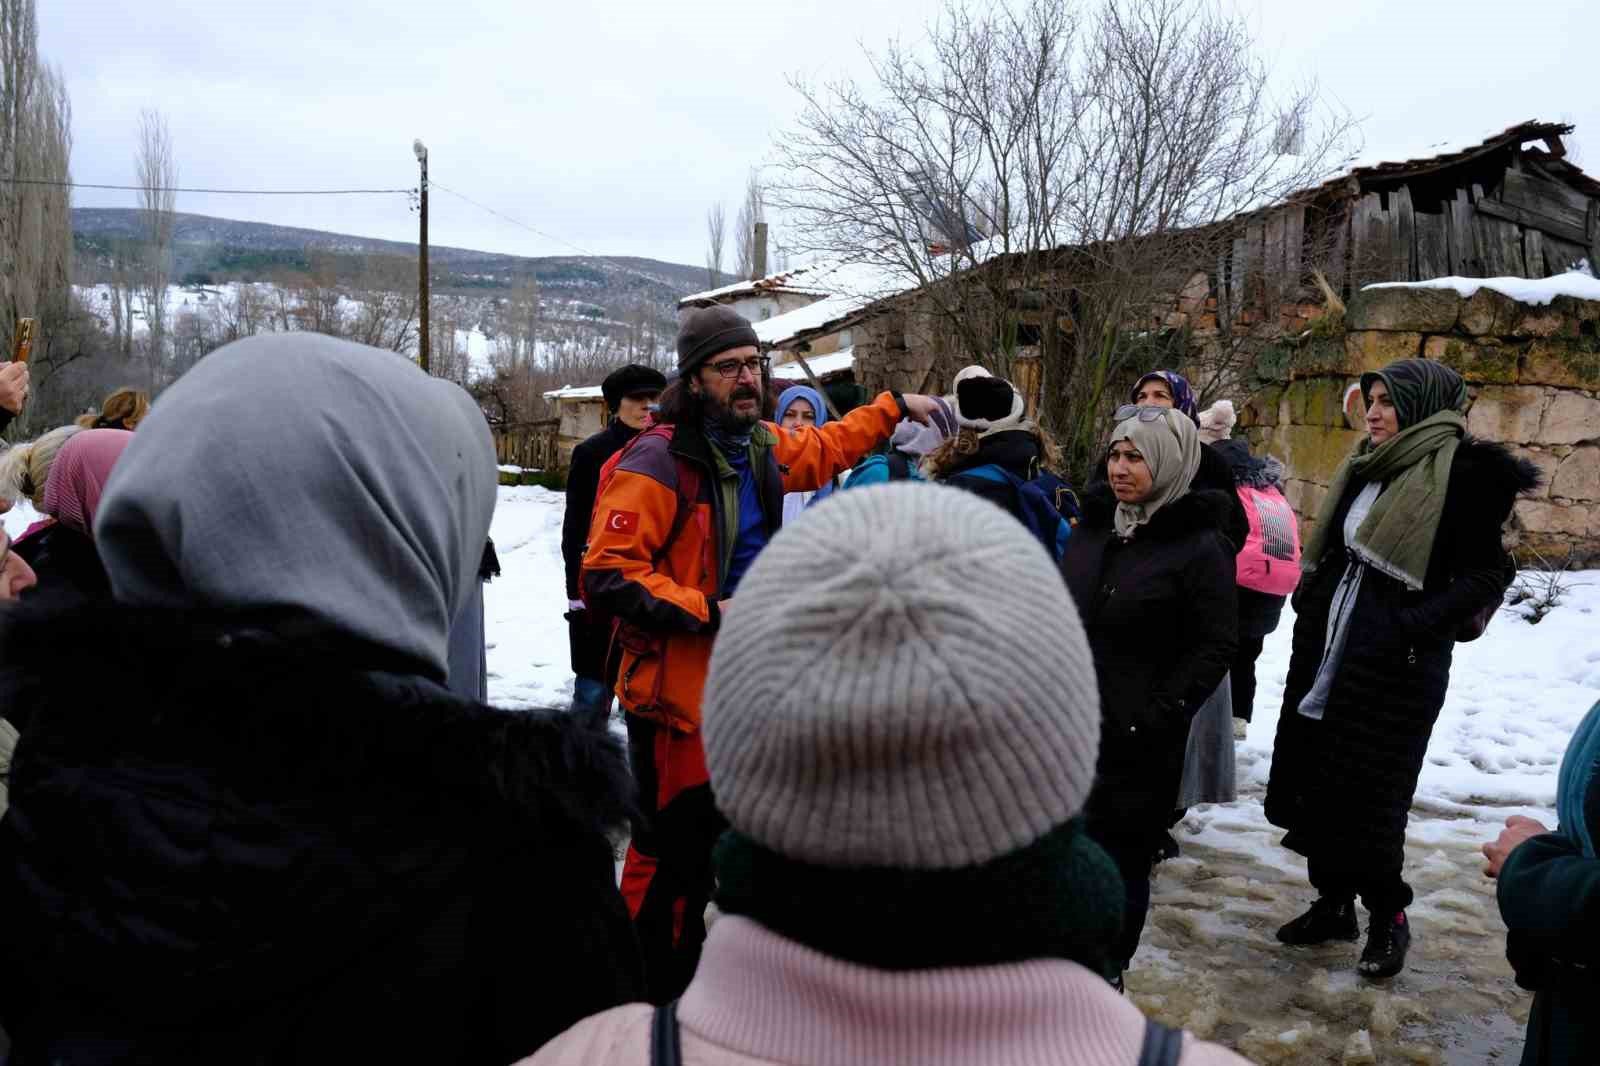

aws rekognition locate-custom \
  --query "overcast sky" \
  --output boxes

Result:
[44,0,1599,271]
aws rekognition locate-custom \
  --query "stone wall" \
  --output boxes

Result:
[1240,284,1600,563]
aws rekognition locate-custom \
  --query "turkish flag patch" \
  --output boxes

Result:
[605,509,640,535]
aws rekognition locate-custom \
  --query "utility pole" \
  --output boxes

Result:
[413,139,430,373]
[752,221,769,280]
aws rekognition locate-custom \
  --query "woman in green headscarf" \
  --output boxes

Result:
[1266,358,1539,981]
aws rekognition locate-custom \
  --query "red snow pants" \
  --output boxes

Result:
[621,715,727,1004]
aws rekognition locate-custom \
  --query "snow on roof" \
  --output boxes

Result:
[771,348,855,381]
[1365,268,1600,306]
[750,259,934,348]
[543,384,605,401]
[678,263,837,306]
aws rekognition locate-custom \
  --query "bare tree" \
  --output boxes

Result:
[771,0,1355,480]
[135,107,177,390]
[704,202,726,290]
[0,0,75,434]
[349,254,420,353]
[734,170,765,279]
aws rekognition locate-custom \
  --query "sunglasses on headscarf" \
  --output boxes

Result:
[1112,404,1171,423]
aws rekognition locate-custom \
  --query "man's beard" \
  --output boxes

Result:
[704,384,762,432]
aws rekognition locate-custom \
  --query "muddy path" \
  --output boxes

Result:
[1128,792,1533,1064]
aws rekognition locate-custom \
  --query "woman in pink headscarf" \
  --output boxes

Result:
[13,428,133,609]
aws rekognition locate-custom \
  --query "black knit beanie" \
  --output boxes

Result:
[957,375,1018,422]
[677,306,760,374]
[600,364,667,412]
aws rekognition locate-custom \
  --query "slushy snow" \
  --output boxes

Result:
[477,488,1599,1064]
[8,484,1595,1064]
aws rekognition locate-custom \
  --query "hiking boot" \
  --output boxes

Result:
[1276,897,1360,945]
[1358,911,1411,979]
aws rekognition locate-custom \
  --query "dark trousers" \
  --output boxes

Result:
[1090,831,1156,969]
[1307,850,1413,917]
[621,715,727,1004]
[1232,588,1286,722]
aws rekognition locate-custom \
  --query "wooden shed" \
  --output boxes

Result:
[1221,120,1600,318]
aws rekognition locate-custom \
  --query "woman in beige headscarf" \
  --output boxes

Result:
[1059,406,1239,984]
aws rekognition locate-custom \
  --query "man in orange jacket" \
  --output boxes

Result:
[582,305,939,1001]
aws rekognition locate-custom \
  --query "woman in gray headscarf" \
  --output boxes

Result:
[1060,406,1238,984]
[0,334,642,1064]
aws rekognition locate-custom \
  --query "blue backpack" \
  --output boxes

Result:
[961,464,1080,562]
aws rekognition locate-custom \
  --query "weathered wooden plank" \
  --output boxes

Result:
[1244,218,1266,317]
[1283,203,1306,299]
[1348,192,1385,288]
[1502,168,1593,231]
[1324,206,1349,297]
[1498,216,1526,277]
[1391,186,1417,280]
[1415,211,1450,279]
[1543,236,1588,275]
[1264,209,1286,312]
[1524,228,1547,278]
[1228,235,1249,321]
[1448,187,1477,275]
[1476,195,1593,246]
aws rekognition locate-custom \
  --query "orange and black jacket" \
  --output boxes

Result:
[581,390,903,732]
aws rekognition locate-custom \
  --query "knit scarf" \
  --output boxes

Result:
[703,417,754,460]
[714,818,1126,981]
[1302,408,1465,590]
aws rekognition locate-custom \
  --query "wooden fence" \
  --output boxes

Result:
[493,418,561,472]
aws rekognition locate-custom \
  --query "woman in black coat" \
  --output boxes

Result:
[1060,405,1238,978]
[1266,358,1538,980]
[0,334,644,1065]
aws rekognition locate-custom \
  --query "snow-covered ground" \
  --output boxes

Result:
[479,487,1598,1065]
[9,483,1593,1063]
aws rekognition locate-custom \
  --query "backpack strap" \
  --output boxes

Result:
[958,462,1014,488]
[650,1001,682,1066]
[1137,1018,1184,1066]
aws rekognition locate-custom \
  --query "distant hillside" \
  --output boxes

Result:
[71,208,724,314]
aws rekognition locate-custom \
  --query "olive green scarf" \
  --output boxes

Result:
[1303,408,1466,590]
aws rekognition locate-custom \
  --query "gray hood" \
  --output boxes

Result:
[95,333,497,678]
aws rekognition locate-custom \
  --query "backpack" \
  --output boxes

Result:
[959,464,1080,563]
[1235,483,1301,597]
[885,450,919,481]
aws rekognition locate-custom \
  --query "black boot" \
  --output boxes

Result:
[1276,896,1360,945]
[1358,911,1411,979]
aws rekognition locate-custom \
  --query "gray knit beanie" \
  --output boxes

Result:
[702,482,1100,870]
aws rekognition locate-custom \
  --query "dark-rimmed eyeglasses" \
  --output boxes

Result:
[705,355,771,380]
[1112,403,1170,423]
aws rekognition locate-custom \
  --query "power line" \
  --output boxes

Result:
[0,177,410,195]
[429,181,604,260]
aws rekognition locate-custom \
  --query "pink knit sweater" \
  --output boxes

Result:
[523,917,1248,1066]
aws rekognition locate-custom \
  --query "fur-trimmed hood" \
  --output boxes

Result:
[0,604,636,842]
[1452,435,1542,502]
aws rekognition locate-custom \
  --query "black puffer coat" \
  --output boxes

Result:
[1265,438,1539,865]
[941,429,1044,517]
[1060,486,1239,837]
[0,606,644,1066]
